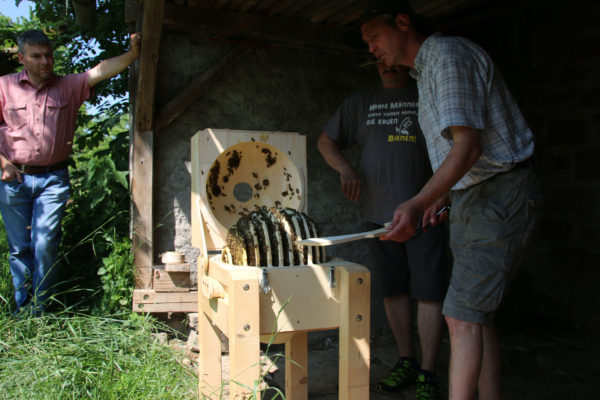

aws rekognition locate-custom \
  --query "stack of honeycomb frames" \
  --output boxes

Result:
[222,206,326,266]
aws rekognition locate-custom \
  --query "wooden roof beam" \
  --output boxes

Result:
[125,0,351,51]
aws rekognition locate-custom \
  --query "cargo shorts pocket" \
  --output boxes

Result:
[450,243,510,314]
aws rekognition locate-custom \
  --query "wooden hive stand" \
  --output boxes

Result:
[198,257,370,400]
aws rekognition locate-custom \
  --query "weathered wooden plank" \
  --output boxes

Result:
[131,128,154,268]
[128,4,150,288]
[153,269,191,292]
[134,302,198,313]
[278,0,318,18]
[163,263,191,272]
[134,265,153,289]
[165,3,347,49]
[130,127,153,267]
[155,43,254,131]
[327,2,366,26]
[133,289,198,313]
[305,0,349,23]
[238,0,259,12]
[135,0,164,132]
[132,0,163,270]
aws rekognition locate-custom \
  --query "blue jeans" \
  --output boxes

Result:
[0,168,70,312]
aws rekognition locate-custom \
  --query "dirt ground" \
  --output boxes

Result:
[186,315,600,400]
[261,318,600,400]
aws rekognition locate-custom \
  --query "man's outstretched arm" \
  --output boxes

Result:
[86,33,141,88]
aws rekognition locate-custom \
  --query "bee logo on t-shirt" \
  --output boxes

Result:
[388,117,417,143]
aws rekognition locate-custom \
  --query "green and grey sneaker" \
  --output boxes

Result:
[372,358,418,393]
[415,371,439,400]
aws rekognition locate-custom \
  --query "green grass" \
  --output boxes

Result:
[0,224,285,400]
[0,312,198,399]
[0,224,198,400]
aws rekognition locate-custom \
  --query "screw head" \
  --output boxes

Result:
[357,278,363,285]
[243,284,250,291]
[356,315,363,322]
[244,324,251,331]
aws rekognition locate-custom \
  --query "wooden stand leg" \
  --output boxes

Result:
[285,331,308,400]
[228,275,261,400]
[198,311,223,399]
[338,266,371,400]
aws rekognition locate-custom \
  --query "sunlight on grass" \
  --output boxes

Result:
[0,223,197,399]
[0,311,198,399]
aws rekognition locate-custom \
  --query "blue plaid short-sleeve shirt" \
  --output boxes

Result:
[410,34,535,190]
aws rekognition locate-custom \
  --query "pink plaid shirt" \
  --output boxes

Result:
[0,69,92,166]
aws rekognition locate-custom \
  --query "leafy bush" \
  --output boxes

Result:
[0,224,14,313]
[95,235,134,314]
[57,113,132,312]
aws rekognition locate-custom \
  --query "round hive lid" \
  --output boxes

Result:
[205,141,304,230]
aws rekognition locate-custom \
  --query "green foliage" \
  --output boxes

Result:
[0,224,14,313]
[95,236,134,314]
[0,312,198,399]
[58,113,132,312]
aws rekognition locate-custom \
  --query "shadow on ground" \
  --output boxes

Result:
[259,316,600,400]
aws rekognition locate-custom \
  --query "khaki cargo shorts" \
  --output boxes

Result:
[442,167,542,324]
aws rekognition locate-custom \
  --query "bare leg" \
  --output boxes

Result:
[445,316,482,400]
[416,300,444,371]
[384,294,414,358]
[478,323,501,400]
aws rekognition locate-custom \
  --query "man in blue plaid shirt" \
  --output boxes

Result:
[359,1,542,399]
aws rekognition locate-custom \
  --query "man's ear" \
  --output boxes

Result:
[17,53,24,64]
[395,14,411,31]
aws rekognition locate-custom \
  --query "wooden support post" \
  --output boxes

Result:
[135,0,164,132]
[227,271,261,400]
[131,128,154,267]
[198,310,223,399]
[285,331,308,400]
[338,265,370,400]
[131,0,164,270]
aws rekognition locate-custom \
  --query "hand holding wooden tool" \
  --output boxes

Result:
[297,206,450,247]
